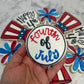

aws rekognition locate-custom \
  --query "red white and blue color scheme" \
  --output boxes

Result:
[0,40,21,64]
[1,8,84,84]
[65,45,84,72]
[38,8,59,23]
[55,12,81,34]
[50,66,71,84]
[1,21,31,41]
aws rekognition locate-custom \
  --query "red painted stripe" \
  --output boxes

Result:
[43,8,49,14]
[11,41,17,52]
[50,80,71,84]
[52,74,59,82]
[49,15,56,22]
[1,35,18,39]
[8,27,20,34]
[68,22,81,29]
[12,21,23,29]
[1,21,12,39]
[59,12,67,22]
[69,45,77,54]
[63,17,73,25]
[54,25,64,34]
[79,56,84,60]
[59,12,81,30]
[66,12,81,25]
[1,21,23,39]
[65,56,76,64]
[1,53,10,63]
[50,66,72,84]
[24,29,31,42]
[61,66,71,81]
[65,12,81,29]
[41,16,46,22]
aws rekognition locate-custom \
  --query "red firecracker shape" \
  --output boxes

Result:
[50,66,71,84]
[1,21,31,41]
[55,12,81,34]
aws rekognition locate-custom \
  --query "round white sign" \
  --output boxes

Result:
[26,25,66,65]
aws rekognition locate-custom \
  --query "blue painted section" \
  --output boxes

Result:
[18,28,27,39]
[73,57,79,71]
[7,53,13,63]
[66,53,75,57]
[56,21,68,31]
[14,43,21,51]
[38,8,59,23]
[79,58,84,71]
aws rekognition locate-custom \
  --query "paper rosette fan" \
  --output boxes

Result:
[0,8,82,84]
